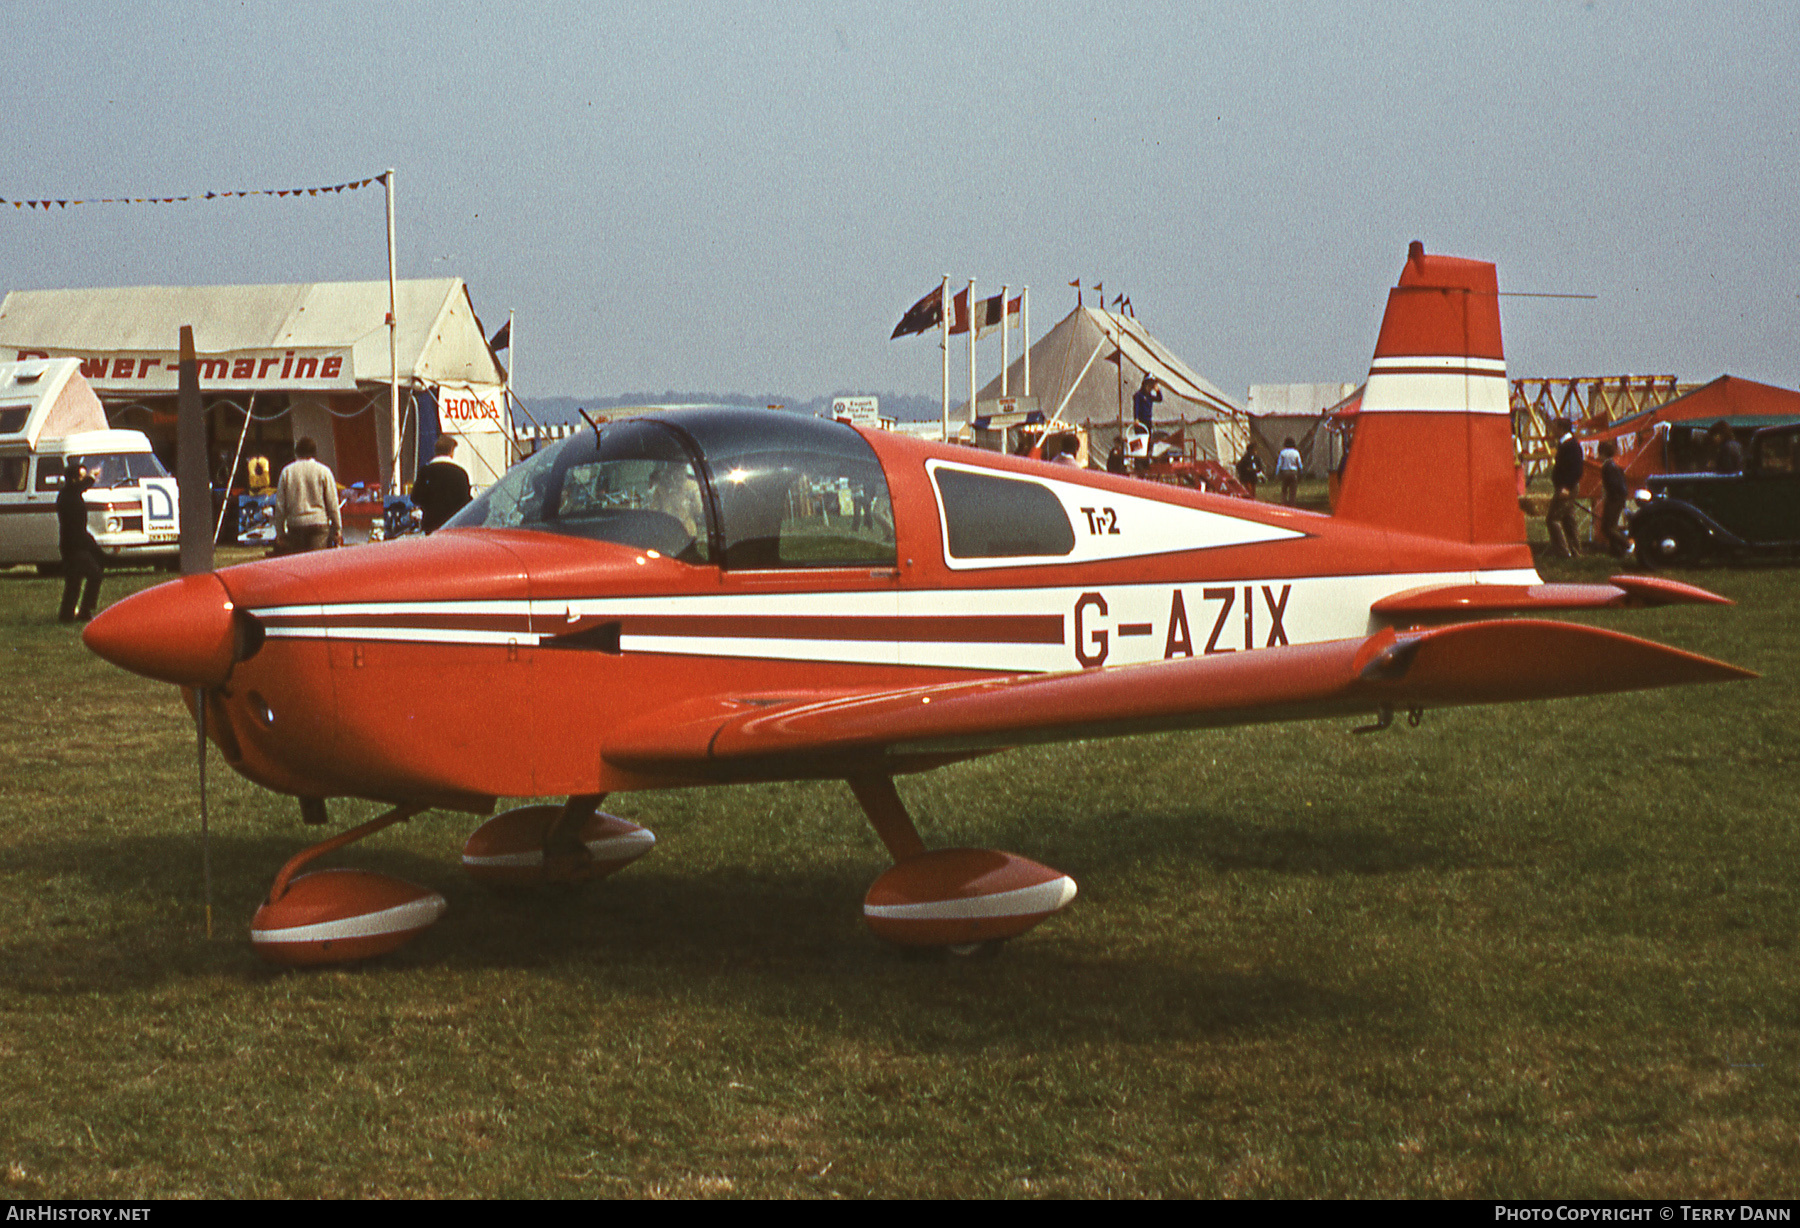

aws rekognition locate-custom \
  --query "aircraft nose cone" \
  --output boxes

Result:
[83,572,244,688]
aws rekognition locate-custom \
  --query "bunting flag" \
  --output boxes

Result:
[890,285,945,339]
[2,173,387,211]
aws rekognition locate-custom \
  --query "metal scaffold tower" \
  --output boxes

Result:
[1511,375,1694,474]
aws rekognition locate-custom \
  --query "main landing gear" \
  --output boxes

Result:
[247,796,657,966]
[849,774,1077,953]
[247,778,1073,966]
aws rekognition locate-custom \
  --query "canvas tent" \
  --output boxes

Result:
[1245,382,1359,478]
[959,306,1248,463]
[0,278,512,496]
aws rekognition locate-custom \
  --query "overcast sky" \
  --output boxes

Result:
[3,0,1794,405]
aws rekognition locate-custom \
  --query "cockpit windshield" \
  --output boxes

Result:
[446,409,896,569]
[676,409,895,568]
[448,418,711,561]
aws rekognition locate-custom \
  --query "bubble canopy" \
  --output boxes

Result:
[447,408,896,569]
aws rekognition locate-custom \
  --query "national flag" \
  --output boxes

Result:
[964,293,1008,340]
[890,286,945,339]
[945,288,968,335]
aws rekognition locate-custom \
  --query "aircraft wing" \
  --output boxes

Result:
[1371,574,1730,620]
[602,619,1752,782]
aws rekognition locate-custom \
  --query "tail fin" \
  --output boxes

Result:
[1334,242,1527,550]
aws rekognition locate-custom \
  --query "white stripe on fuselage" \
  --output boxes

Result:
[252,568,1540,674]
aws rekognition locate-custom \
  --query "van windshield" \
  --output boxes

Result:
[61,452,170,489]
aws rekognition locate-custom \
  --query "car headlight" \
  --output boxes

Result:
[1634,489,1653,502]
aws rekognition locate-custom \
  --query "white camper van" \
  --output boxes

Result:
[0,358,179,570]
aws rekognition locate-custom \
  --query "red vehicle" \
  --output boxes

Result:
[85,244,1751,965]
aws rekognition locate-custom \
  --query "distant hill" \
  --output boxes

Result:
[519,390,945,426]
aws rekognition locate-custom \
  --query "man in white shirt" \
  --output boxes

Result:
[274,436,342,553]
[1276,437,1304,506]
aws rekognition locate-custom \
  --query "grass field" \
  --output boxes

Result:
[1,536,1796,1198]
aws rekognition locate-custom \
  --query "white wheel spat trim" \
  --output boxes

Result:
[461,831,656,869]
[863,876,1077,921]
[252,894,447,944]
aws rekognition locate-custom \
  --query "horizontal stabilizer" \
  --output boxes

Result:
[603,620,1752,779]
[1353,619,1754,706]
[1372,574,1731,621]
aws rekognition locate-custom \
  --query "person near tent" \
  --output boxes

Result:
[412,435,473,533]
[1132,375,1162,429]
[55,457,104,623]
[1547,419,1584,558]
[274,436,342,554]
[1235,448,1265,500]
[1596,440,1631,559]
[1276,437,1303,506]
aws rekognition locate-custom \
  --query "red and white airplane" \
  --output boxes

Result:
[84,243,1753,964]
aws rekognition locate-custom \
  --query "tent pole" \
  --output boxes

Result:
[1051,337,1108,426]
[967,277,976,437]
[939,274,950,443]
[506,308,517,465]
[1000,284,1009,398]
[214,393,256,545]
[385,168,401,497]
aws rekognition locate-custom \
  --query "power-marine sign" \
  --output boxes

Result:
[12,347,354,393]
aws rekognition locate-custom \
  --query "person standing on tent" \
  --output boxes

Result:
[1132,375,1162,429]
[412,435,473,533]
[1276,437,1303,506]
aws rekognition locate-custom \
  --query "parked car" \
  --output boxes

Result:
[1629,423,1800,566]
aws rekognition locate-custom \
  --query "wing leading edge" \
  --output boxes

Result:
[602,619,1753,782]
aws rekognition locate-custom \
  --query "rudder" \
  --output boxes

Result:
[1334,242,1527,550]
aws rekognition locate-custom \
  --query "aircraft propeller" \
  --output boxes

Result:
[175,325,215,937]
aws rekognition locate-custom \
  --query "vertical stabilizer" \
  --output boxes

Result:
[1334,243,1526,549]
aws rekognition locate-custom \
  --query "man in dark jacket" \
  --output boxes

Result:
[1547,421,1585,557]
[56,458,104,623]
[411,436,472,533]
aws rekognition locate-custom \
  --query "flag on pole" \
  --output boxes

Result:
[967,292,1005,339]
[947,287,969,335]
[488,321,511,352]
[1069,279,1082,308]
[890,286,946,339]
